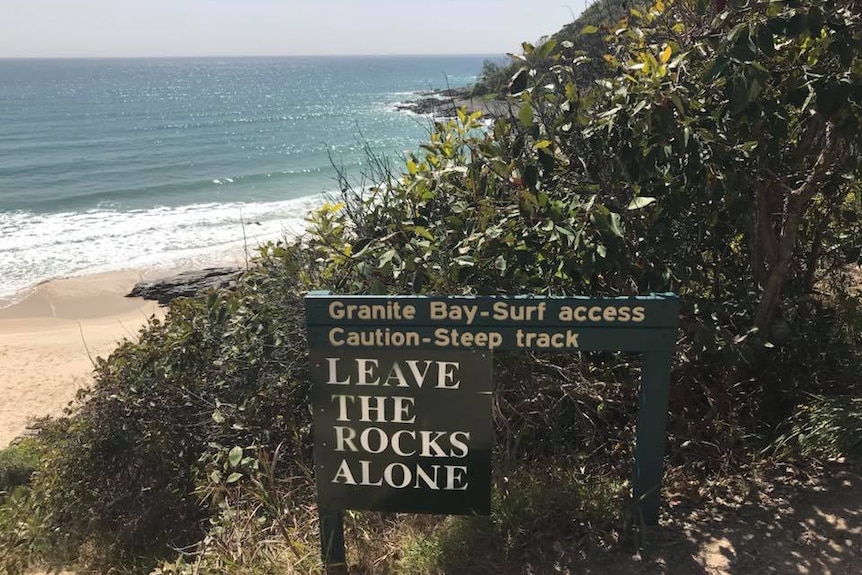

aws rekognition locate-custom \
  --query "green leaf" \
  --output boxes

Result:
[351,237,373,258]
[409,226,434,241]
[669,94,685,115]
[767,17,787,35]
[730,78,750,114]
[627,197,657,210]
[226,472,243,484]
[756,27,775,57]
[739,141,759,154]
[557,226,576,244]
[518,102,534,127]
[508,67,529,94]
[725,22,747,43]
[524,164,539,189]
[702,55,729,83]
[228,446,243,468]
[379,249,397,267]
[609,212,624,238]
[748,78,762,102]
[212,409,225,424]
[807,6,824,35]
[536,39,557,59]
[786,13,808,37]
[582,25,599,35]
[538,148,555,173]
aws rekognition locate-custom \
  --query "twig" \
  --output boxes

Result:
[77,322,96,369]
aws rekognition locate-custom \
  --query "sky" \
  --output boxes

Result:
[0,0,585,58]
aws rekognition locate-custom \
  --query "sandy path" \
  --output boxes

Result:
[0,271,164,447]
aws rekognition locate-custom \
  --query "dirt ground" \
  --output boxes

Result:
[21,463,860,575]
[584,460,861,575]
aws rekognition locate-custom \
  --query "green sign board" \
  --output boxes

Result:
[306,295,678,351]
[311,349,492,515]
[306,292,679,572]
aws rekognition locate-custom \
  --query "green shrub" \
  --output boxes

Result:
[0,438,42,495]
[471,0,630,97]
[14,243,316,569]
[772,396,862,459]
[151,464,322,575]
[396,466,627,574]
[314,0,862,440]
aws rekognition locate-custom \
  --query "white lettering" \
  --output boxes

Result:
[325,358,350,385]
[436,361,460,389]
[332,459,356,485]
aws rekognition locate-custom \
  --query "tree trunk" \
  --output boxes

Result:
[753,200,805,331]
[752,122,840,332]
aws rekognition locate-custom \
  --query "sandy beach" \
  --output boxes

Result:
[0,270,167,448]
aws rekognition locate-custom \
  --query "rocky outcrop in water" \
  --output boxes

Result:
[127,267,242,304]
[394,88,508,119]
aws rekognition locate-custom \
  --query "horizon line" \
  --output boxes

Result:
[0,52,508,61]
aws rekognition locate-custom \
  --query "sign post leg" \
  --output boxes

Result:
[319,508,347,575]
[632,351,672,526]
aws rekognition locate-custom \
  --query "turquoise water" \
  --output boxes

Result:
[0,56,488,301]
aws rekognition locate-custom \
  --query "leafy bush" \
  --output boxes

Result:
[0,438,41,496]
[152,455,322,575]
[397,466,626,574]
[471,0,632,97]
[770,290,862,459]
[0,439,45,574]
[308,0,862,464]
[772,396,862,459]
[14,243,316,569]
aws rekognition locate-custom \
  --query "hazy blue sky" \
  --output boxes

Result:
[0,0,585,58]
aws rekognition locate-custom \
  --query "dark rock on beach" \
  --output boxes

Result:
[127,266,242,304]
[394,87,509,119]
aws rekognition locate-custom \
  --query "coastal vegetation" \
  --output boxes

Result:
[2,0,861,573]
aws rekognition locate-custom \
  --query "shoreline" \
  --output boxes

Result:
[0,242,259,312]
[0,258,246,448]
[0,193,321,313]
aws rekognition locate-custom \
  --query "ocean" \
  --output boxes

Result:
[0,55,489,304]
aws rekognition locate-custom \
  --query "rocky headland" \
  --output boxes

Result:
[394,87,509,119]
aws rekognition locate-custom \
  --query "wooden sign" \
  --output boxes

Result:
[306,293,679,572]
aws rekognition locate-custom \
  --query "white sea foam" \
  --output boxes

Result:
[0,194,325,306]
[0,56,490,308]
